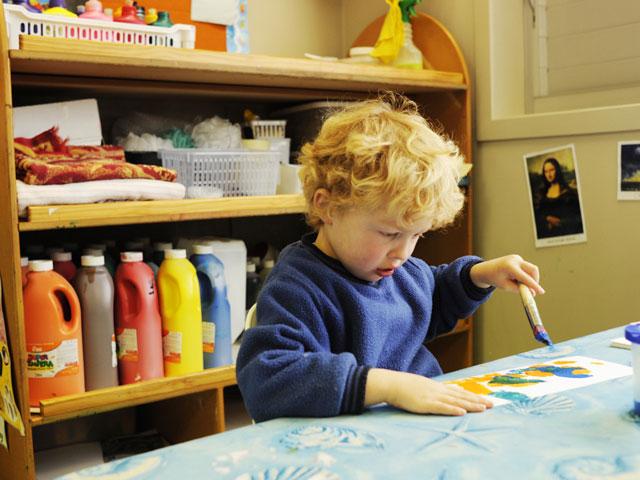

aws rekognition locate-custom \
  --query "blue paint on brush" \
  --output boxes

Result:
[534,329,553,347]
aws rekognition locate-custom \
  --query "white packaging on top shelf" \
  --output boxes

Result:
[3,4,195,50]
[13,99,102,145]
[177,237,247,352]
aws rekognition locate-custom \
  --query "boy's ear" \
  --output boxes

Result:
[312,188,334,225]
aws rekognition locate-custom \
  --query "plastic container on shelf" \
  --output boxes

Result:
[341,46,381,65]
[79,0,112,22]
[74,255,118,391]
[159,149,280,198]
[23,260,85,406]
[115,251,164,384]
[157,249,203,376]
[250,120,287,139]
[2,3,195,50]
[190,245,232,368]
[392,22,423,70]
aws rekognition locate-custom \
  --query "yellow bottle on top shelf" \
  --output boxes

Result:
[157,249,203,376]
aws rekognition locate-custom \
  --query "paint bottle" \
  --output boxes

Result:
[52,252,77,282]
[115,251,164,384]
[245,262,261,310]
[625,323,640,415]
[20,257,29,288]
[74,255,118,391]
[23,260,84,406]
[190,245,232,368]
[259,259,275,284]
[157,249,203,376]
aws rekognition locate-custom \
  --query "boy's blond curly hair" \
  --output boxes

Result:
[298,92,466,231]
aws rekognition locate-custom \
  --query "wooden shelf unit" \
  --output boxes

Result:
[19,195,306,231]
[0,10,473,480]
[30,366,236,426]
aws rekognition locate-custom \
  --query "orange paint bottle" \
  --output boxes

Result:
[23,260,85,406]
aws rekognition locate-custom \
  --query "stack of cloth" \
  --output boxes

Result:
[15,127,186,216]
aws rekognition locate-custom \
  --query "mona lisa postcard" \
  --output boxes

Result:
[523,144,587,248]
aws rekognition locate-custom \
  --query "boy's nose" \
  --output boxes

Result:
[389,241,413,262]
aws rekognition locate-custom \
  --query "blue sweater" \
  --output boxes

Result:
[236,233,494,422]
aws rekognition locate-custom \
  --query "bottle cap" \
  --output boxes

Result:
[53,252,72,262]
[164,249,186,259]
[21,257,29,267]
[83,248,103,256]
[263,259,275,268]
[81,255,105,267]
[249,256,261,266]
[193,244,214,255]
[29,260,53,272]
[246,262,256,273]
[625,323,640,344]
[153,242,172,251]
[120,251,143,263]
[124,241,144,250]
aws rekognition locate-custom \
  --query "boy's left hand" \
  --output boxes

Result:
[469,255,543,295]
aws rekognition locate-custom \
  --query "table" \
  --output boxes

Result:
[59,326,640,479]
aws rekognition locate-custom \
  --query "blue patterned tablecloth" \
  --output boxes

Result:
[59,326,640,480]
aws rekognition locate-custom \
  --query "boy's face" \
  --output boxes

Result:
[316,205,432,282]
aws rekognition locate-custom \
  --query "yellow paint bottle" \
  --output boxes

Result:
[158,249,203,376]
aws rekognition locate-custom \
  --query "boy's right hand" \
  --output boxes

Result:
[364,368,493,416]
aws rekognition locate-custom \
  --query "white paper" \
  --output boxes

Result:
[12,99,102,145]
[191,0,239,26]
[448,356,632,406]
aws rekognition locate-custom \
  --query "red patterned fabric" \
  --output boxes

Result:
[15,127,176,185]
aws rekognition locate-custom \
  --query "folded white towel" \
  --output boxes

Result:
[17,179,186,216]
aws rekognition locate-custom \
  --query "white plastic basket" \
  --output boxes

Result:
[250,120,286,139]
[3,4,195,50]
[159,149,280,198]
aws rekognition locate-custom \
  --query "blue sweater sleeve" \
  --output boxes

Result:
[236,275,368,422]
[426,256,494,341]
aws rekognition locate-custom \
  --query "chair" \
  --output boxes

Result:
[244,303,258,331]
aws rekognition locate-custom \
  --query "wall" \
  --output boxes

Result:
[248,0,343,57]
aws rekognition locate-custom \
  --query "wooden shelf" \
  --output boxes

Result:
[19,194,306,231]
[10,36,466,94]
[30,365,236,426]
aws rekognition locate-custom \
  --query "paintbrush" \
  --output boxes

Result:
[518,283,553,346]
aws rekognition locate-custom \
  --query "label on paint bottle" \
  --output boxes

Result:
[163,330,183,363]
[111,334,118,367]
[203,321,215,353]
[116,328,139,362]
[27,339,80,378]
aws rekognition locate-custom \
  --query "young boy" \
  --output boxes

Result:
[237,93,543,422]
